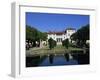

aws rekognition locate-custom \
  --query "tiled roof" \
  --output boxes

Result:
[47,27,75,35]
[66,28,76,30]
[47,31,65,35]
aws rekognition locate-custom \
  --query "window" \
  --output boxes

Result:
[57,38,62,42]
[61,38,62,42]
[68,33,70,36]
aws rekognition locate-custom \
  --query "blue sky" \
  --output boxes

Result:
[26,12,89,32]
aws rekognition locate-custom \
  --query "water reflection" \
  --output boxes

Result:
[49,54,54,64]
[64,53,69,61]
[26,55,46,67]
[26,51,89,67]
[72,50,89,64]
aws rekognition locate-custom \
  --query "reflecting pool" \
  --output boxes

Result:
[26,52,89,67]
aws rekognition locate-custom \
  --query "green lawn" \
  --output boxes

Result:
[26,45,83,57]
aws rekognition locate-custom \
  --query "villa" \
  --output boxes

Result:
[47,28,76,45]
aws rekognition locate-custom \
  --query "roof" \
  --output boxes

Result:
[66,28,76,30]
[47,31,65,35]
[47,27,76,35]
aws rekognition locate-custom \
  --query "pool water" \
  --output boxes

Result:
[39,55,78,66]
[26,53,89,67]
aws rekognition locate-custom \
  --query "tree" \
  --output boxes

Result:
[70,32,77,41]
[48,38,56,50]
[26,25,47,47]
[62,39,69,49]
[39,32,47,41]
[70,24,89,47]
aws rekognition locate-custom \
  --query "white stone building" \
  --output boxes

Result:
[47,28,76,45]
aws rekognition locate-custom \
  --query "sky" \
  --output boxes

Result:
[26,12,89,32]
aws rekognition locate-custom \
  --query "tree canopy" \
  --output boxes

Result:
[26,25,47,42]
[48,38,57,50]
[70,24,89,46]
[62,39,69,49]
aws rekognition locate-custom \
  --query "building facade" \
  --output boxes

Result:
[47,28,76,45]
